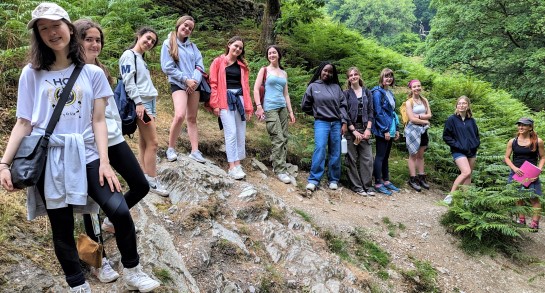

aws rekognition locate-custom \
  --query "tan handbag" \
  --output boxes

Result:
[76,233,103,268]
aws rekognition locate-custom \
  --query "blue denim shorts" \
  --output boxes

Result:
[142,99,156,118]
[507,172,542,196]
[452,152,476,161]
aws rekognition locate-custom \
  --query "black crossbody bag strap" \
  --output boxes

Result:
[44,64,84,139]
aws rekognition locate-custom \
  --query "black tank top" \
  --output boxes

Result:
[512,137,538,168]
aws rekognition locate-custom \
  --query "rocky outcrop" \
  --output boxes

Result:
[1,155,369,292]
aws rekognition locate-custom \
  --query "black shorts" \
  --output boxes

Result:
[420,130,429,147]
[170,83,201,94]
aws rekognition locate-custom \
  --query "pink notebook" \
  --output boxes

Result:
[512,161,542,187]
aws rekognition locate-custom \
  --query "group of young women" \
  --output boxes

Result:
[0,3,543,291]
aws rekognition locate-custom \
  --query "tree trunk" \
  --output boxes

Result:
[258,0,281,54]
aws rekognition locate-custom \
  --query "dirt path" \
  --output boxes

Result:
[246,171,545,293]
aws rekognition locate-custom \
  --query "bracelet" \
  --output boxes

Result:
[0,162,10,166]
[256,104,261,107]
[418,115,421,119]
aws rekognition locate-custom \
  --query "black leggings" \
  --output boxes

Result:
[38,159,139,287]
[373,136,393,184]
[83,141,149,244]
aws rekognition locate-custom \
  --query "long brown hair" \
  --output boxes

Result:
[29,19,84,70]
[454,95,472,118]
[169,15,195,62]
[224,36,247,66]
[378,68,395,87]
[345,66,364,89]
[73,19,113,85]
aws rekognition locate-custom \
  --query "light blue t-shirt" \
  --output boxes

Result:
[263,74,287,111]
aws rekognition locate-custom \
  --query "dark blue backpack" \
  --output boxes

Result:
[113,51,137,136]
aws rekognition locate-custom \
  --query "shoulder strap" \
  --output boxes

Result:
[45,64,84,138]
[131,50,137,84]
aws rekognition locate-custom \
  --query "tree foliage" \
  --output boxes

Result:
[325,0,421,55]
[424,0,545,110]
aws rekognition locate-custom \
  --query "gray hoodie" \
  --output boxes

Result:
[301,80,348,122]
[160,32,204,90]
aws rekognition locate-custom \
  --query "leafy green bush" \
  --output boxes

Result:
[440,184,539,257]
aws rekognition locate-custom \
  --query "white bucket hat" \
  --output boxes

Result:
[27,2,70,29]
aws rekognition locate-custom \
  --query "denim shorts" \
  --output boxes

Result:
[142,99,156,118]
[507,171,542,196]
[452,152,476,161]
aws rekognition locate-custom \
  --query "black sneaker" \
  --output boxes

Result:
[418,174,430,190]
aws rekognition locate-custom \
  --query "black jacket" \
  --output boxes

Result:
[443,114,480,154]
[343,87,374,128]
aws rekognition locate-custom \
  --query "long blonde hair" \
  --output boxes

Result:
[169,15,195,62]
[454,95,472,118]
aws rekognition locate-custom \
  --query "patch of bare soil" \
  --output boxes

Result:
[245,170,545,293]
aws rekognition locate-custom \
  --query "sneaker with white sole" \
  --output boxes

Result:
[123,265,160,292]
[166,148,177,162]
[146,175,169,197]
[92,257,120,283]
[443,194,453,205]
[228,167,245,180]
[277,173,291,184]
[356,190,368,196]
[366,188,376,196]
[236,165,246,178]
[188,150,206,163]
[306,183,316,191]
[101,217,115,234]
[329,182,338,190]
[69,281,91,293]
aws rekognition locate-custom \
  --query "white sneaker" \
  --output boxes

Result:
[329,182,338,190]
[166,148,177,162]
[228,168,244,180]
[444,194,453,205]
[92,257,120,283]
[101,217,115,234]
[306,183,316,191]
[277,173,291,184]
[147,176,169,197]
[69,281,91,293]
[236,165,246,177]
[123,265,160,292]
[188,150,206,163]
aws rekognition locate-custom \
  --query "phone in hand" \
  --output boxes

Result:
[143,112,152,123]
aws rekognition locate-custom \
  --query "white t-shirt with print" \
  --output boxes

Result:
[16,63,114,163]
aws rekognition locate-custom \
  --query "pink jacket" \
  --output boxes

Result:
[209,55,253,116]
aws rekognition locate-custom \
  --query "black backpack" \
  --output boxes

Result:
[114,50,137,136]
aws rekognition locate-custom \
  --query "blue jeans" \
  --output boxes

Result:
[308,119,341,185]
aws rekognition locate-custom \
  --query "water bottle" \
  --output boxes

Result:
[341,135,348,154]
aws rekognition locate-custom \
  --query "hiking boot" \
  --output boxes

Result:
[418,174,430,190]
[123,265,160,292]
[306,183,316,191]
[101,217,115,234]
[408,176,422,192]
[228,168,245,180]
[277,173,291,184]
[188,150,206,163]
[384,182,400,192]
[166,148,177,162]
[329,182,338,190]
[69,281,91,293]
[529,220,539,232]
[92,257,120,283]
[147,176,169,197]
[375,184,392,196]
